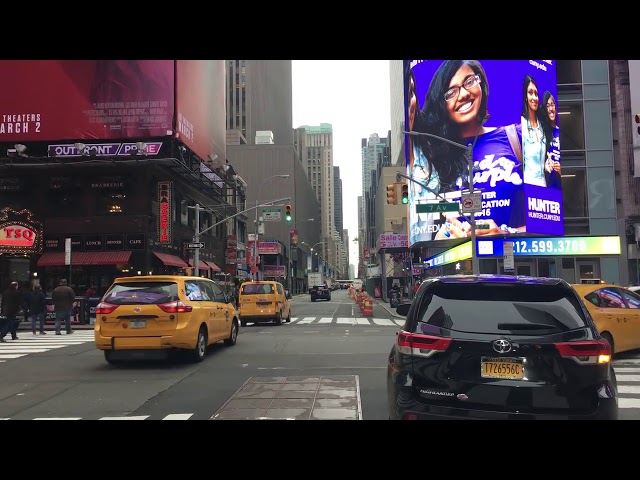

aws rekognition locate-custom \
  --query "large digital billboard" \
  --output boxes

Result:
[404,60,563,247]
[176,60,226,164]
[0,60,174,142]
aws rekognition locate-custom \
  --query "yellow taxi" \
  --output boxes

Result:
[94,275,239,364]
[238,280,291,327]
[572,283,640,355]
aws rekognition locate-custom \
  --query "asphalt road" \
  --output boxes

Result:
[2,288,639,420]
[0,289,400,420]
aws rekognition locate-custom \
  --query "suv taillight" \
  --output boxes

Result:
[158,301,193,313]
[397,331,452,358]
[95,302,119,315]
[554,340,611,365]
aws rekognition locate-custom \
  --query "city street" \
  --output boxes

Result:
[0,289,401,420]
[1,288,639,420]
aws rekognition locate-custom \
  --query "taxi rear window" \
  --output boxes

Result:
[242,284,274,295]
[103,282,178,305]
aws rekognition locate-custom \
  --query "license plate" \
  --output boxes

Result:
[130,321,146,329]
[481,357,524,379]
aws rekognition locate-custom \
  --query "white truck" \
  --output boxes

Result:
[307,272,324,292]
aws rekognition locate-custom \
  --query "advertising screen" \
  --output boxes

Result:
[404,60,563,247]
[176,60,226,164]
[476,236,621,257]
[0,60,174,142]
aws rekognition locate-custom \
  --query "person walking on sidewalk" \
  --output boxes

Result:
[29,285,47,336]
[51,279,75,335]
[0,281,21,342]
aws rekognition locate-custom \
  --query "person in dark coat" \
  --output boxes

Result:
[51,279,76,335]
[29,285,47,335]
[0,281,22,341]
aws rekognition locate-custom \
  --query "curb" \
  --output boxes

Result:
[374,299,406,319]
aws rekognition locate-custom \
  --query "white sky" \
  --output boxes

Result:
[292,60,391,268]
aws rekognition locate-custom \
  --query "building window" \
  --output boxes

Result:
[561,168,587,218]
[558,103,585,150]
[105,193,126,215]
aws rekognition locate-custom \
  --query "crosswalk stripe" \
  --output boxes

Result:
[0,349,51,354]
[372,318,396,326]
[34,417,82,420]
[615,375,640,382]
[318,317,333,324]
[290,317,299,323]
[162,413,194,420]
[99,416,150,420]
[0,354,27,359]
[337,317,355,324]
[394,320,405,326]
[355,318,370,325]
[298,317,316,324]
[618,398,640,409]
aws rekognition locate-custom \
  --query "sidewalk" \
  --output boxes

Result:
[16,322,94,331]
[374,298,409,319]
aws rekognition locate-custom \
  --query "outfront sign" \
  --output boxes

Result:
[48,142,163,157]
[0,208,43,254]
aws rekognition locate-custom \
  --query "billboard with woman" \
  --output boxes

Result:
[404,60,563,246]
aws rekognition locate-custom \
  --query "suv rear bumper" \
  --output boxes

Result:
[95,332,193,350]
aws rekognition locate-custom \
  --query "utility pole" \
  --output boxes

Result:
[193,203,201,276]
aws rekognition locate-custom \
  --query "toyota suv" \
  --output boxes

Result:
[310,284,331,302]
[387,275,618,420]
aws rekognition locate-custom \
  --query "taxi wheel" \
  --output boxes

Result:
[601,332,615,356]
[224,320,238,346]
[190,326,208,363]
[104,350,121,365]
[274,313,282,326]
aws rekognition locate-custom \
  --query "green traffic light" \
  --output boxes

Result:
[402,197,409,204]
[286,214,292,221]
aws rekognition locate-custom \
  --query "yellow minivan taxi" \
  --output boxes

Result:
[572,283,640,356]
[94,275,239,364]
[238,281,291,327]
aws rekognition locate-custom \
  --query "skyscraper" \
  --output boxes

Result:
[226,60,293,145]
[334,166,344,241]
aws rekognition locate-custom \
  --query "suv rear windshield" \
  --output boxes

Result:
[242,284,274,295]
[413,283,588,335]
[103,282,178,305]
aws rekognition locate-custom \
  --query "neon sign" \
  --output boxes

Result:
[158,181,172,244]
[0,208,43,254]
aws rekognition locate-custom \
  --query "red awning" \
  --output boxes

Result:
[189,259,210,271]
[205,261,222,272]
[153,252,188,268]
[37,251,132,267]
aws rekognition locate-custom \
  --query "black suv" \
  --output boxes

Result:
[310,284,331,302]
[387,275,618,420]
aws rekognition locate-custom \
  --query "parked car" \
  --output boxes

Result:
[238,281,291,327]
[388,275,618,420]
[310,284,331,302]
[572,282,640,356]
[94,275,239,364]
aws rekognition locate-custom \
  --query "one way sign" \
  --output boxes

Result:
[188,242,205,249]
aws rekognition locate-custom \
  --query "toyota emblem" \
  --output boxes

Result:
[133,307,142,313]
[493,339,512,353]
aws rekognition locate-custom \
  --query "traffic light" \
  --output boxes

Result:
[285,204,292,222]
[636,113,640,135]
[401,184,409,204]
[386,184,397,205]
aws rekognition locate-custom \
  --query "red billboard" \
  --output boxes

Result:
[0,60,175,142]
[176,60,226,164]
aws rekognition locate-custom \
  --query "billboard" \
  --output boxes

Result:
[0,60,174,142]
[404,60,563,247]
[476,236,621,257]
[176,60,226,165]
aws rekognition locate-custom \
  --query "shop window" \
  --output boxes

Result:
[561,168,587,217]
[558,103,585,150]
[557,60,582,84]
[104,193,126,215]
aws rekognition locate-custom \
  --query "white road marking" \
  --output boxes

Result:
[318,317,333,324]
[99,416,150,420]
[297,317,316,324]
[372,318,395,326]
[162,413,194,420]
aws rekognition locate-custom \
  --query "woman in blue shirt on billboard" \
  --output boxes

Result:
[414,60,526,241]
[521,74,548,187]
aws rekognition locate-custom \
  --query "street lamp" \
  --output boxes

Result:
[301,241,323,272]
[253,174,290,280]
[402,114,490,275]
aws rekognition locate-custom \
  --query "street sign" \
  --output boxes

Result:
[461,192,483,213]
[416,202,459,214]
[188,242,205,249]
[263,208,281,221]
[64,237,71,266]
[503,241,514,271]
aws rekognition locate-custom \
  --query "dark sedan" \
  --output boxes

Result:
[387,275,618,420]
[310,284,331,302]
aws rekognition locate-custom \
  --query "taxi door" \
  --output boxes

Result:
[620,288,640,351]
[276,283,289,319]
[197,280,222,341]
[593,287,631,352]
[209,280,231,340]
[183,279,212,340]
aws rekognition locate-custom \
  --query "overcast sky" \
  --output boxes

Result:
[292,60,391,269]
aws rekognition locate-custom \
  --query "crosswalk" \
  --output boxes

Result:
[0,330,95,363]
[613,361,640,409]
[284,317,404,327]
[1,413,194,420]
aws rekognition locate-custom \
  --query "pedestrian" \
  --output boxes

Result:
[51,279,76,335]
[29,285,47,335]
[0,281,22,342]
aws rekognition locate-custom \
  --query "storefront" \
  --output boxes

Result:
[0,207,43,290]
[422,235,623,284]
